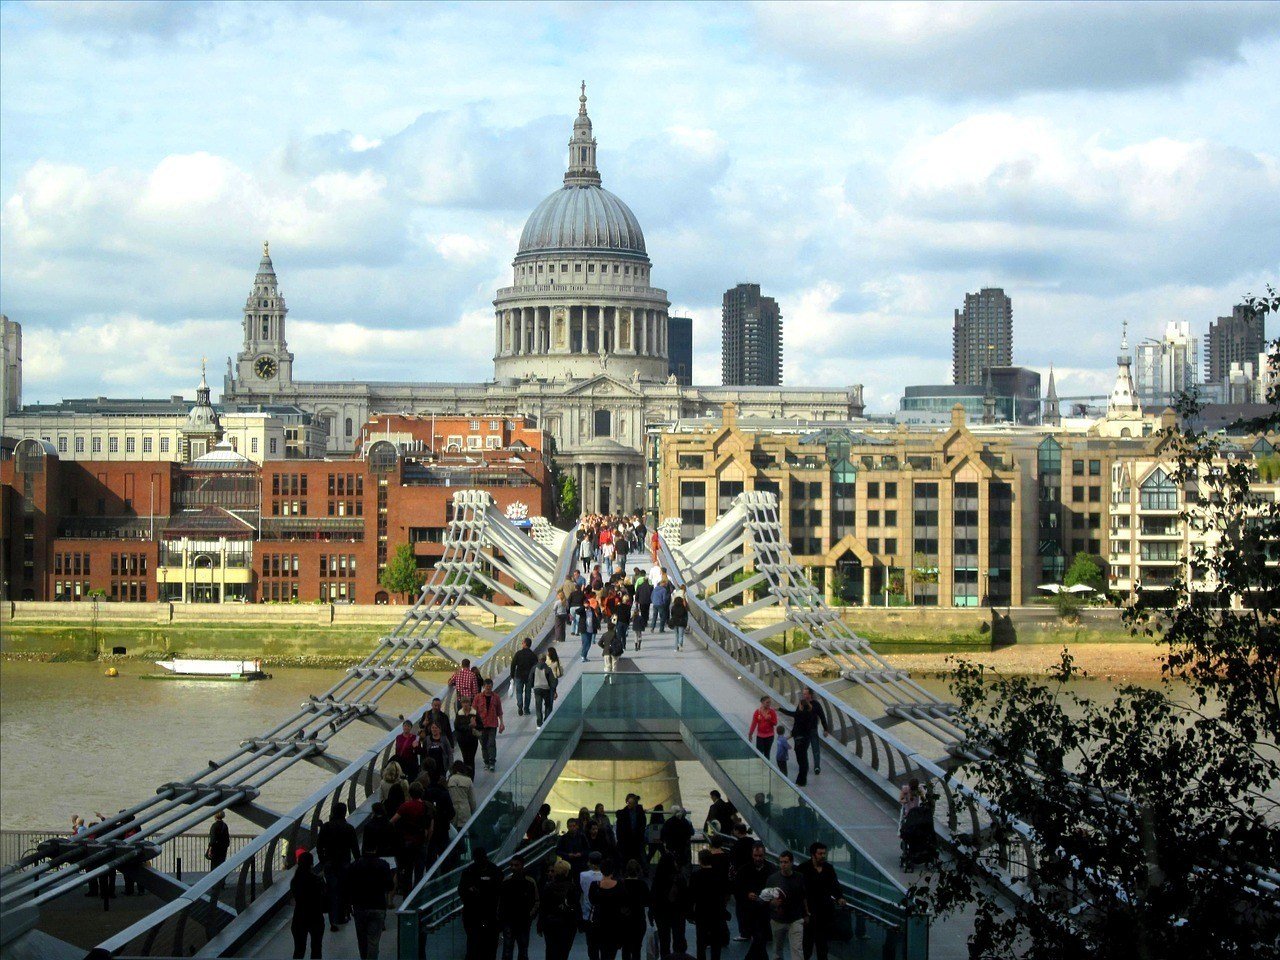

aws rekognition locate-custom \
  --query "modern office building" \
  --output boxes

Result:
[721,283,783,386]
[952,288,1012,386]
[667,316,693,386]
[1135,320,1199,407]
[1206,303,1267,387]
[898,367,1041,426]
[1,316,20,420]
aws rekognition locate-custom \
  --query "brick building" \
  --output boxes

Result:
[1,426,554,604]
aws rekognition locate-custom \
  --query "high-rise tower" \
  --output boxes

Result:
[1206,303,1266,387]
[952,288,1012,386]
[721,284,782,386]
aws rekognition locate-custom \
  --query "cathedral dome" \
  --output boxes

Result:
[517,185,646,260]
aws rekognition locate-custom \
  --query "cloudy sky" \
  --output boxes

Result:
[2,1,1278,413]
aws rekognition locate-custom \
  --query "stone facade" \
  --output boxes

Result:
[221,90,863,515]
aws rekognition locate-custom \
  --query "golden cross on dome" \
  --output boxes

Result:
[263,240,270,257]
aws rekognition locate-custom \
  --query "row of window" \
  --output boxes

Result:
[519,262,649,279]
[53,580,91,598]
[53,552,91,575]
[271,474,308,496]
[318,555,358,577]
[111,553,148,576]
[111,580,148,601]
[262,553,301,577]
[328,474,365,496]
[52,436,171,455]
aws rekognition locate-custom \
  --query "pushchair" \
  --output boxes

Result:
[899,803,937,870]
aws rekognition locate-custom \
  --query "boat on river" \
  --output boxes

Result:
[143,658,270,681]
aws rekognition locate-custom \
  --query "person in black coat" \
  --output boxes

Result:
[659,807,694,867]
[316,803,359,931]
[290,850,326,959]
[735,842,772,960]
[498,853,540,960]
[614,794,647,867]
[796,843,845,960]
[689,848,730,960]
[460,848,505,960]
[650,845,687,957]
[777,701,822,786]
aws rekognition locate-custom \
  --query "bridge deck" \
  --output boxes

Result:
[245,629,972,959]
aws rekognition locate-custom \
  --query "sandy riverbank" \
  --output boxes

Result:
[879,640,1167,680]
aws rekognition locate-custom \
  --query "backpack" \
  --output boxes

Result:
[609,634,625,657]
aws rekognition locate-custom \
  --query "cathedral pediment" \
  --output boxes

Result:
[558,374,645,399]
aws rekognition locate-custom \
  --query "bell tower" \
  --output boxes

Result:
[233,241,293,393]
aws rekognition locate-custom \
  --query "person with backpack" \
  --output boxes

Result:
[649,577,670,633]
[600,617,624,675]
[499,852,540,960]
[316,802,359,932]
[651,842,688,957]
[532,652,559,727]
[539,858,581,960]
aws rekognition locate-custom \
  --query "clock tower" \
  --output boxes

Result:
[233,241,293,393]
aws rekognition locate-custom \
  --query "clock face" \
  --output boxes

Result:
[254,355,278,380]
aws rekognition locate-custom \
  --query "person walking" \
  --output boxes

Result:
[602,618,624,675]
[206,810,230,871]
[364,801,398,860]
[778,701,819,787]
[748,697,779,759]
[577,599,599,663]
[765,851,807,960]
[379,760,409,815]
[578,534,593,575]
[532,652,558,727]
[394,719,420,782]
[613,588,633,651]
[568,582,585,637]
[587,859,626,960]
[424,776,456,866]
[289,849,326,959]
[797,843,845,960]
[420,722,454,782]
[510,637,537,718]
[704,791,738,835]
[659,807,694,868]
[538,859,580,960]
[631,571,650,649]
[391,782,433,892]
[579,852,605,960]
[553,588,569,644]
[614,794,647,867]
[798,689,830,776]
[555,817,590,880]
[474,680,505,773]
[499,853,540,960]
[424,697,454,740]
[667,590,689,651]
[619,860,650,960]
[775,727,791,778]
[689,848,730,960]
[651,843,688,957]
[455,700,481,774]
[316,802,359,932]
[736,843,773,960]
[649,577,670,633]
[460,848,504,960]
[346,840,394,960]
[449,659,482,703]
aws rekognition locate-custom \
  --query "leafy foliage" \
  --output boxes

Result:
[1063,552,1107,593]
[557,473,578,525]
[916,289,1280,958]
[378,543,424,601]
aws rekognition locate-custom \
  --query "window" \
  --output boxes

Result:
[867,482,880,498]
[57,437,67,453]
[1072,459,1085,476]
[679,481,707,533]
[251,438,259,454]
[678,454,705,470]
[593,409,612,438]
[108,437,119,453]
[344,418,353,437]
[1073,485,1085,501]
[75,437,85,454]
[884,538,897,554]
[470,420,481,430]
[270,438,278,455]
[160,437,170,453]
[1140,468,1178,510]
[884,482,897,498]
[1089,487,1101,503]
[126,437,136,453]
[143,437,152,454]
[867,510,880,527]
[1089,460,1102,476]
[489,420,500,430]
[885,510,898,527]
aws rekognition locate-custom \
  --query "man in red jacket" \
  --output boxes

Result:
[474,678,505,773]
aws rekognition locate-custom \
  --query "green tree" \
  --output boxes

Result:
[916,290,1280,958]
[558,473,579,525]
[379,544,424,602]
[1063,551,1107,593]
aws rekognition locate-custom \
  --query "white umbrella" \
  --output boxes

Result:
[1066,584,1096,594]
[1037,584,1062,594]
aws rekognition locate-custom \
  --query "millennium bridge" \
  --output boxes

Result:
[2,491,1050,960]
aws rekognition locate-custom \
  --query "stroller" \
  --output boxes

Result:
[899,802,937,870]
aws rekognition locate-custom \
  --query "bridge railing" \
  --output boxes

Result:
[0,831,269,880]
[659,525,1042,897]
[75,497,573,957]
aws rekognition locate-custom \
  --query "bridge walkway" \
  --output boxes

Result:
[245,627,973,959]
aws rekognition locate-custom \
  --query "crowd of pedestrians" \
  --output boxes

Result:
[746,691,830,788]
[455,790,851,960]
